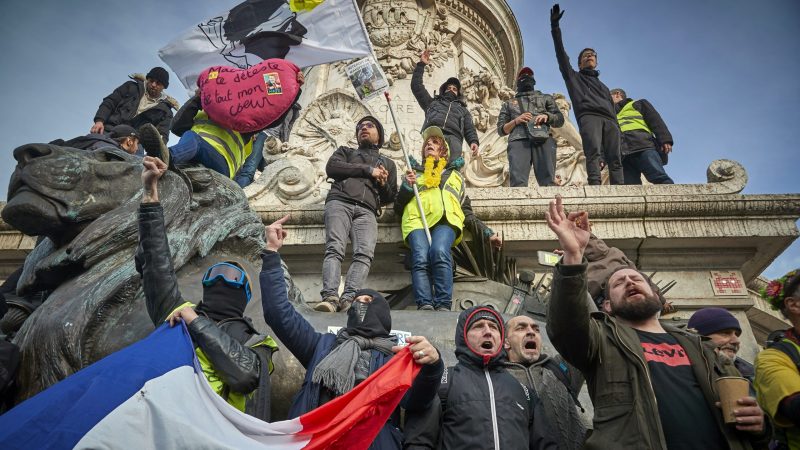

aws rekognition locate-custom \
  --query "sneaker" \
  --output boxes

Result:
[314,295,340,313]
[139,124,170,167]
[435,306,451,312]
[417,304,435,311]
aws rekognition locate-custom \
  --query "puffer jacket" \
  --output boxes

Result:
[504,354,586,450]
[94,76,177,143]
[411,63,479,148]
[497,91,565,142]
[547,260,771,450]
[437,306,556,450]
[325,143,398,215]
[135,202,274,421]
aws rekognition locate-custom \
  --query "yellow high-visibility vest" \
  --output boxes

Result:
[401,170,466,245]
[191,111,253,178]
[617,100,652,134]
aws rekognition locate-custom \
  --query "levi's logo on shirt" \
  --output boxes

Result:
[641,342,690,367]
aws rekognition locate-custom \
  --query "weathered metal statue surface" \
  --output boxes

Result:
[2,144,267,402]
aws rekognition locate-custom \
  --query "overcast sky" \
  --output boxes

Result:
[1,0,798,278]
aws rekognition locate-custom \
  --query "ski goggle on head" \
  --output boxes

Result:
[202,262,252,303]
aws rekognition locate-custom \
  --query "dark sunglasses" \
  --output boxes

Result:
[202,262,252,303]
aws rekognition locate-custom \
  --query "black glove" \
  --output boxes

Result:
[550,4,564,26]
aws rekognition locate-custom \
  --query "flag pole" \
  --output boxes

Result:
[383,91,431,244]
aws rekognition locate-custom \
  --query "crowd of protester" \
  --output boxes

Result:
[0,2,798,449]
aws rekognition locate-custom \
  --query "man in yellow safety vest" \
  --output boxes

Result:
[610,88,674,185]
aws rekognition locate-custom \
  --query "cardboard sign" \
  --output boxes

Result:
[197,59,300,133]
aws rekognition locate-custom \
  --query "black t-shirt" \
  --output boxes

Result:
[636,330,726,450]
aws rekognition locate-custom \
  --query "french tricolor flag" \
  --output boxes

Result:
[0,324,420,449]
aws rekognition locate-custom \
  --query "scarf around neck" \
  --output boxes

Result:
[311,329,396,396]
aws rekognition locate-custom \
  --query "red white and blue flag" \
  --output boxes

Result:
[0,324,420,449]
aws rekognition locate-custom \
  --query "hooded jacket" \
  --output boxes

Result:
[551,26,616,121]
[411,63,479,148]
[547,260,771,450]
[325,117,398,215]
[93,75,179,143]
[436,306,556,450]
[614,98,673,160]
[259,251,443,450]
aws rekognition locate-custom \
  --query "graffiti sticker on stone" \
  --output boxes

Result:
[709,271,747,296]
[327,326,411,345]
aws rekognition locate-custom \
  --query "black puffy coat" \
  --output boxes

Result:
[94,77,176,143]
[411,63,479,150]
[437,306,557,450]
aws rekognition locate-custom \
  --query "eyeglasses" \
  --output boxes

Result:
[358,122,376,131]
[202,262,252,302]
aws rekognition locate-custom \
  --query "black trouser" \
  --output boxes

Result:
[578,115,623,185]
[507,137,557,186]
[444,133,463,163]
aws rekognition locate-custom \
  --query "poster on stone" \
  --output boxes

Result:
[346,56,388,101]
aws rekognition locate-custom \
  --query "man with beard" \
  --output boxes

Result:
[688,307,754,382]
[411,50,479,163]
[92,67,177,144]
[498,67,564,187]
[317,116,398,312]
[260,215,442,449]
[550,4,623,185]
[503,315,587,449]
[545,195,769,449]
[136,156,277,420]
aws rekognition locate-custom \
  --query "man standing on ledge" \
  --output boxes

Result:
[550,4,623,185]
[411,49,480,163]
[610,88,674,185]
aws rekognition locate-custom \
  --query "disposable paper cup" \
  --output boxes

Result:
[716,376,750,424]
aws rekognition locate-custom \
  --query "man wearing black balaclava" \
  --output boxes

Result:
[136,156,277,421]
[498,67,565,187]
[260,215,444,450]
[411,49,480,163]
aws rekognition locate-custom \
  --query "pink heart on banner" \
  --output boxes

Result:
[197,59,301,133]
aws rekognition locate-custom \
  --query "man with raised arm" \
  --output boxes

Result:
[545,195,768,449]
[550,5,623,185]
[260,215,442,449]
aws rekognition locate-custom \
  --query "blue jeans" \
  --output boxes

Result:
[407,224,456,308]
[622,148,674,184]
[170,131,230,177]
[234,132,266,188]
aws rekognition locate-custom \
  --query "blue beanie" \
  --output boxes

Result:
[688,307,741,336]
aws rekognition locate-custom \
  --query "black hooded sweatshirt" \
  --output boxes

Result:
[437,306,557,450]
[551,25,616,121]
[410,63,479,147]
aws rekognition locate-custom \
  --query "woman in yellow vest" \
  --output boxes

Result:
[395,126,502,311]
